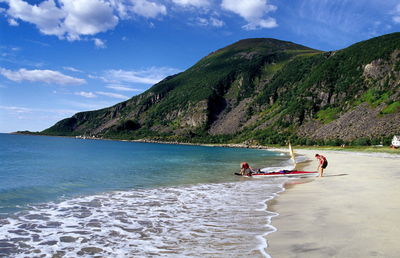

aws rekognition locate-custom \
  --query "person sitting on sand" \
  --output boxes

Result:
[240,162,253,176]
[315,154,328,177]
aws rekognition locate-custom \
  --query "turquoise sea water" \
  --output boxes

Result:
[0,134,292,257]
[0,134,287,214]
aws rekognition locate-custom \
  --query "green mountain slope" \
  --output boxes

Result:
[42,33,400,145]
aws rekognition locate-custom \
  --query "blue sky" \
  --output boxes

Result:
[0,0,399,132]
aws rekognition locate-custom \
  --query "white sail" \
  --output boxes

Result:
[260,142,297,173]
[289,142,296,169]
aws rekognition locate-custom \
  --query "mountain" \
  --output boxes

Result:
[42,33,400,146]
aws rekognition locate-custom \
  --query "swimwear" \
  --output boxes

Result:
[322,160,328,169]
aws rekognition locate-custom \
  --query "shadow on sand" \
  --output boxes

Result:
[323,173,348,177]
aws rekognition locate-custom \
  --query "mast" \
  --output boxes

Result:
[289,142,296,169]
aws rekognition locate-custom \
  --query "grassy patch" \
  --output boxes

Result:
[381,101,400,114]
[359,89,391,107]
[262,61,287,75]
[316,107,340,124]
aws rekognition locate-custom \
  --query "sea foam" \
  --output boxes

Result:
[0,179,287,257]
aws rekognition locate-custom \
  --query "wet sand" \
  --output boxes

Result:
[267,149,400,258]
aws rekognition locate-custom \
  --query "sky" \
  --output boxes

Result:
[0,0,399,133]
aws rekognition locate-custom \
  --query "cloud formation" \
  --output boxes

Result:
[393,3,400,24]
[93,38,106,48]
[171,0,210,8]
[62,0,118,40]
[2,0,280,45]
[74,90,129,99]
[0,105,78,117]
[0,67,86,85]
[0,105,32,113]
[63,66,82,73]
[106,84,141,92]
[75,91,97,98]
[2,0,166,43]
[6,0,66,38]
[96,91,129,99]
[221,0,277,30]
[101,67,181,85]
[130,0,167,18]
[193,16,224,27]
[7,17,19,26]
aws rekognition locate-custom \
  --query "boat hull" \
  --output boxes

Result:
[235,170,318,177]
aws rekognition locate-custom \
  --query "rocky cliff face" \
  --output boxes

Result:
[297,48,400,141]
[43,33,400,145]
[298,104,400,140]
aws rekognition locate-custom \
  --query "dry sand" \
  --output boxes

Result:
[266,149,400,258]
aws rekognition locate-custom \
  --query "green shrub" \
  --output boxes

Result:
[351,138,371,146]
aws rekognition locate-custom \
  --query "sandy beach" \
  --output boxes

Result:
[267,149,400,257]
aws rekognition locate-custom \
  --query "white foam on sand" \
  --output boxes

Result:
[0,179,289,257]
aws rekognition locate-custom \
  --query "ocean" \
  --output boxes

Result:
[0,134,295,257]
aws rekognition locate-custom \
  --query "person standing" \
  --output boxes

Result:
[315,154,328,177]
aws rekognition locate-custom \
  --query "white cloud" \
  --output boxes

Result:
[8,18,19,26]
[75,91,97,98]
[0,105,32,113]
[242,17,276,30]
[4,0,118,41]
[63,66,82,72]
[221,0,277,30]
[295,0,398,38]
[93,38,106,48]
[108,0,167,19]
[171,0,210,8]
[61,0,118,40]
[193,16,224,27]
[393,3,400,24]
[106,84,141,91]
[195,17,207,26]
[106,70,156,84]
[64,100,109,109]
[103,67,181,85]
[0,67,86,85]
[395,3,400,12]
[210,17,224,27]
[96,91,129,99]
[130,0,167,18]
[2,0,167,42]
[6,0,66,37]
[0,105,77,115]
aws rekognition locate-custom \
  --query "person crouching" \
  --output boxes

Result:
[240,162,253,176]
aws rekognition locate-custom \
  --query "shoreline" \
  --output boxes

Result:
[9,132,269,149]
[266,149,400,257]
[10,133,400,156]
[5,133,400,256]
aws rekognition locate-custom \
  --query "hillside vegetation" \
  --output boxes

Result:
[42,33,400,146]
